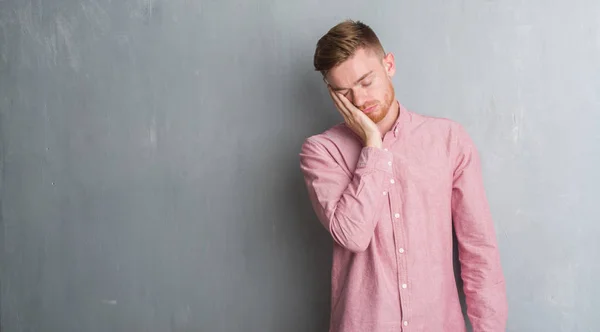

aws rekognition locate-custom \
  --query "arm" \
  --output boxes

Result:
[451,125,508,331]
[299,138,394,252]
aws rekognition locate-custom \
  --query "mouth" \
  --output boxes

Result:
[362,104,378,114]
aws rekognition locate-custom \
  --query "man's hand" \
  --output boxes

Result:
[328,86,382,149]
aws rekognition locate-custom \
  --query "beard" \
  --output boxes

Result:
[360,82,396,123]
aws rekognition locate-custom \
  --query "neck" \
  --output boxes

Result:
[376,101,400,136]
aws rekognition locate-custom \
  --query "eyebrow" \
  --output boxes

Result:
[331,70,374,91]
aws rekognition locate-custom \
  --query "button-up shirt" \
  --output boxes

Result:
[299,102,507,332]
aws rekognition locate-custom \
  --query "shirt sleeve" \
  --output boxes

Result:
[299,138,394,252]
[451,125,508,332]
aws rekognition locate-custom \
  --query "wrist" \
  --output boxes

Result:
[365,137,382,149]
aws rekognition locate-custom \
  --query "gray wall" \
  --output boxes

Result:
[1,0,598,331]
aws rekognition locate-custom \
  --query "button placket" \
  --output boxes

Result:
[390,185,410,330]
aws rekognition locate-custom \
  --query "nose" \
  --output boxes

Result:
[351,87,370,108]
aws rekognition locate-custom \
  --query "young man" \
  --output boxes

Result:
[299,20,507,332]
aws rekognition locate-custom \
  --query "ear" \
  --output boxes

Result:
[382,52,396,77]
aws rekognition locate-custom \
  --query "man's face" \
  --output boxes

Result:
[325,48,396,123]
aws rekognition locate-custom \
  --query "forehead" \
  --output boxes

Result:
[326,48,381,86]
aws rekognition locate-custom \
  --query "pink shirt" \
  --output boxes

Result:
[299,103,507,332]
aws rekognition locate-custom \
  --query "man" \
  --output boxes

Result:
[299,20,507,332]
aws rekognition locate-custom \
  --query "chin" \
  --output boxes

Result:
[369,110,387,123]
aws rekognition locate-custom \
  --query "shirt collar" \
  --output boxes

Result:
[391,101,408,138]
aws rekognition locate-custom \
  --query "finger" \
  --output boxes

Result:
[334,93,362,128]
[328,85,350,117]
[327,86,355,114]
[336,92,360,117]
[328,89,353,125]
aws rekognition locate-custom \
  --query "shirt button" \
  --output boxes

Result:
[390,179,395,184]
[388,161,392,166]
[394,213,400,218]
[384,148,388,151]
[402,283,407,289]
[399,248,405,253]
[403,321,408,326]
[383,191,387,195]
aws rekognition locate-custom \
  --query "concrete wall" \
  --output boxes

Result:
[1,0,598,331]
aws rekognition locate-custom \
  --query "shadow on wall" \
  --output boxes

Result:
[242,58,338,330]
[281,62,337,330]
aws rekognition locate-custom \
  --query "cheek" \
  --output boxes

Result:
[371,83,389,102]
